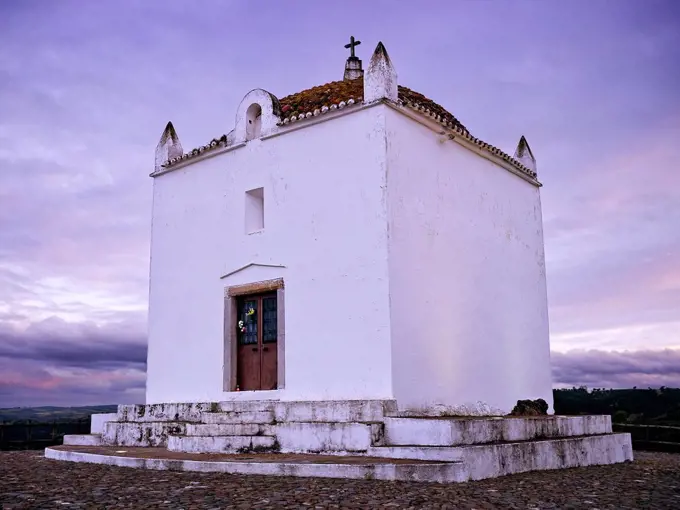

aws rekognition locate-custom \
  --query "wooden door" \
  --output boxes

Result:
[260,294,278,390]
[236,296,260,391]
[236,293,278,391]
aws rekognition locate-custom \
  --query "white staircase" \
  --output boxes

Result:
[62,399,633,482]
[98,400,391,453]
[381,414,611,446]
[367,415,631,480]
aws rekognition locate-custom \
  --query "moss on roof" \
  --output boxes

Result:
[278,78,469,134]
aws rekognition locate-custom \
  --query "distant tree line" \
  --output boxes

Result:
[554,387,680,425]
[0,405,117,425]
[3,390,680,427]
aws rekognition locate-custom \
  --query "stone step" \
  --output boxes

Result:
[366,445,464,462]
[91,413,118,434]
[46,446,468,483]
[115,399,397,424]
[272,399,397,423]
[167,435,277,453]
[117,403,214,423]
[102,422,187,447]
[184,423,274,436]
[367,433,633,481]
[276,422,382,453]
[215,400,278,413]
[201,410,274,425]
[460,433,633,481]
[383,415,612,446]
[63,434,102,446]
[179,422,380,452]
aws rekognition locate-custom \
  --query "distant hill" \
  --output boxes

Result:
[0,405,118,423]
[3,387,680,425]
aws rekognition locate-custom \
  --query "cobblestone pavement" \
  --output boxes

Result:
[1,450,679,509]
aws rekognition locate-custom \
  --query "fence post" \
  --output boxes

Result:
[26,421,33,447]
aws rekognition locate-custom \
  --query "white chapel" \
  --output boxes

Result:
[51,39,632,480]
[146,39,554,416]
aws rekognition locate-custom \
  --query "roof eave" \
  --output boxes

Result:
[386,101,542,187]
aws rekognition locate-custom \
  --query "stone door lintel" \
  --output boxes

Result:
[226,277,284,297]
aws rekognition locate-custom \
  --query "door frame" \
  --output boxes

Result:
[223,277,285,392]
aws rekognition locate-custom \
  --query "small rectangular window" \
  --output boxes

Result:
[245,187,264,233]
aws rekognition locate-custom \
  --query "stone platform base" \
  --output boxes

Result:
[52,399,634,483]
[45,446,464,483]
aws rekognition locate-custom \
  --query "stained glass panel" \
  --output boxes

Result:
[262,296,277,343]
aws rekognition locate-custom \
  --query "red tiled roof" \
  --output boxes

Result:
[278,78,469,134]
[162,79,538,182]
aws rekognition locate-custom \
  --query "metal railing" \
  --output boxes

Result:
[613,423,680,453]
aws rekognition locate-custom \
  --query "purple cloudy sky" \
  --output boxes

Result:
[1,0,679,407]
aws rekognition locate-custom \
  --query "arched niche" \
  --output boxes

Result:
[233,89,281,143]
[246,103,262,140]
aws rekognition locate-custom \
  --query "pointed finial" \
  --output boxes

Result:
[513,135,536,173]
[364,41,398,103]
[155,121,183,172]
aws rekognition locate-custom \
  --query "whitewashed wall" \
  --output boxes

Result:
[384,108,553,415]
[146,107,394,404]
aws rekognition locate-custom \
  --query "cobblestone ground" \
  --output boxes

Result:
[1,450,679,509]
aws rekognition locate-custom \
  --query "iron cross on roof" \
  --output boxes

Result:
[344,36,361,58]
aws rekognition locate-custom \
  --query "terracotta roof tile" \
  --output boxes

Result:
[278,79,363,117]
[278,78,469,134]
[162,79,537,181]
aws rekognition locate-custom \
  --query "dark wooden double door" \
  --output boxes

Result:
[236,292,278,391]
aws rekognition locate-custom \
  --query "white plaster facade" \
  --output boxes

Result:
[145,41,553,415]
[147,106,393,405]
[385,109,552,415]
